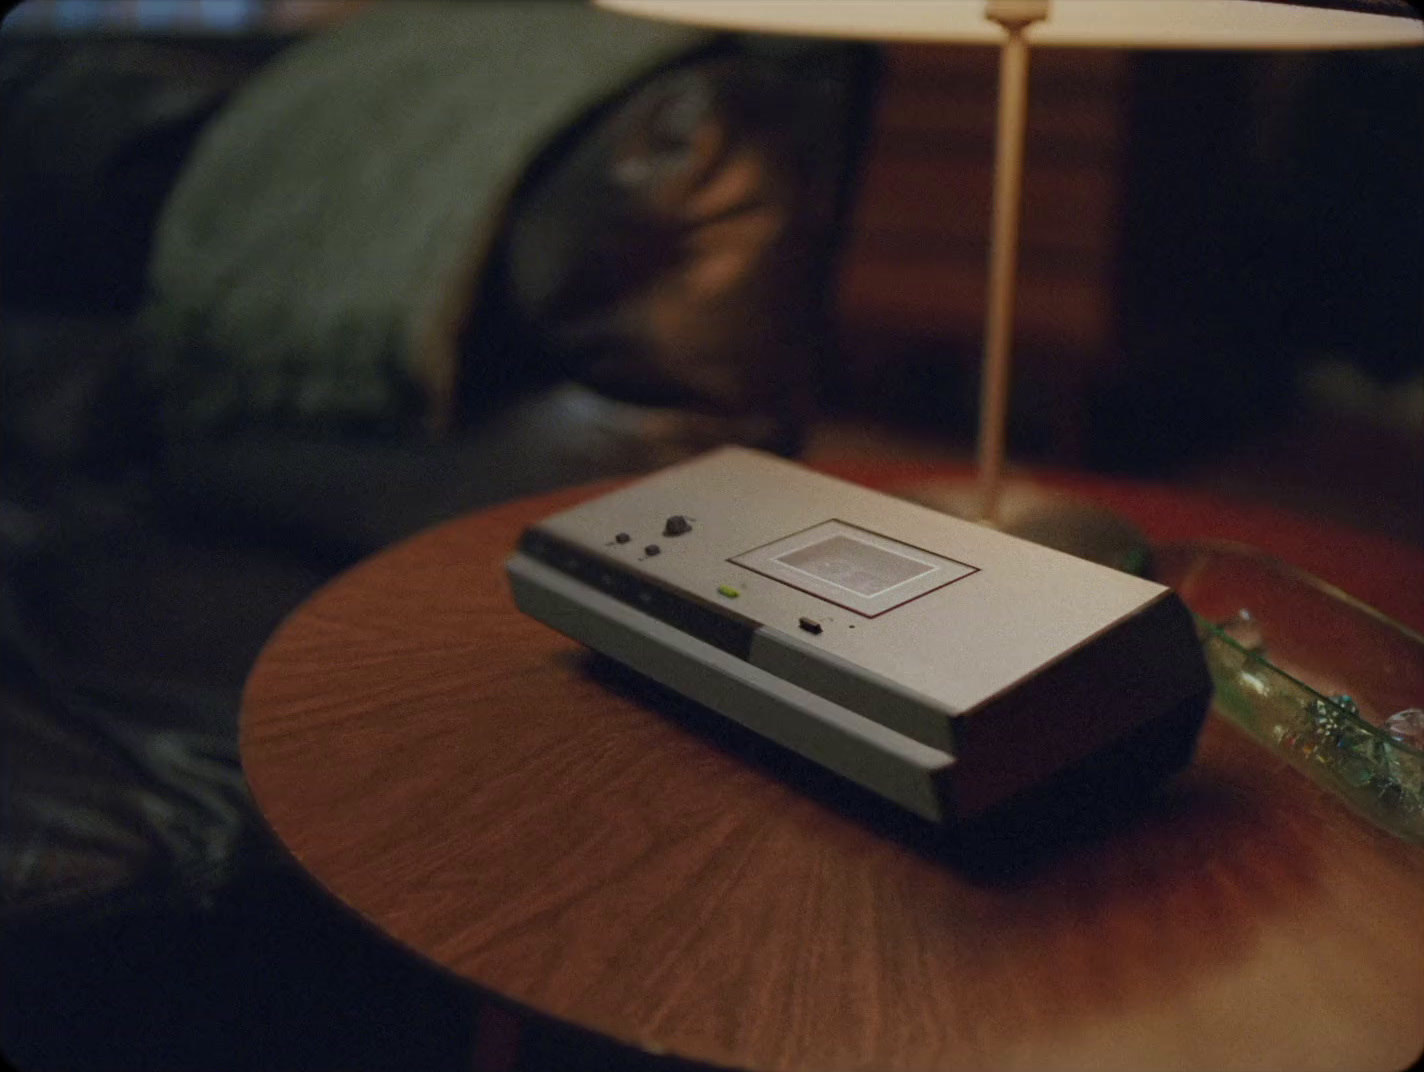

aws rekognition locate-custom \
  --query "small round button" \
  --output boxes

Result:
[614,532,631,544]
[644,544,661,557]
[663,515,692,537]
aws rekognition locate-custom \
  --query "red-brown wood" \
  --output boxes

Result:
[241,463,1424,1072]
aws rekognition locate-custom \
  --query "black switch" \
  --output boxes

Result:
[663,515,692,537]
[798,617,823,635]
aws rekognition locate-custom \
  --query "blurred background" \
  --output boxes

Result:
[5,0,1421,540]
[822,23,1424,547]
[1,1,1420,1069]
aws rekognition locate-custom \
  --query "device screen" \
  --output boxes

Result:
[732,520,977,617]
[776,535,935,597]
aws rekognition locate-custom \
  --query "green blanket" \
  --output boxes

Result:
[146,1,708,434]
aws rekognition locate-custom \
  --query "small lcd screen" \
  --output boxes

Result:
[775,534,935,597]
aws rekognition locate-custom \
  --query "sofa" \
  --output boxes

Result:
[0,6,876,1067]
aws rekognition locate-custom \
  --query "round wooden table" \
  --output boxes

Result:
[241,462,1424,1072]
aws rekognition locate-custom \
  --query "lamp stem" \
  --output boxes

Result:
[975,5,1041,524]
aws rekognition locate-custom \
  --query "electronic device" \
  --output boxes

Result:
[506,447,1211,825]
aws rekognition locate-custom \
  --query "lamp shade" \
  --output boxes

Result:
[596,0,1424,49]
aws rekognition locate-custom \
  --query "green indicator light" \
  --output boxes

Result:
[717,585,740,598]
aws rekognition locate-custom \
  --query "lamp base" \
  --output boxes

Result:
[897,478,1152,576]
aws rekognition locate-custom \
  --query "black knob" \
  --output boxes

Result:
[615,532,631,544]
[663,515,692,537]
[644,544,661,557]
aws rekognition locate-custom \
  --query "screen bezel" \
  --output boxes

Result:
[729,519,978,617]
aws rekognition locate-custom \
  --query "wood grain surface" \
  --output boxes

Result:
[241,463,1424,1072]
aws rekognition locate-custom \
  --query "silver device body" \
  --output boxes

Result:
[506,448,1209,823]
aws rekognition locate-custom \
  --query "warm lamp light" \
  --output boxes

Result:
[597,0,1424,567]
[599,0,1424,49]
